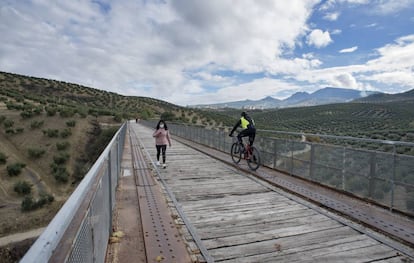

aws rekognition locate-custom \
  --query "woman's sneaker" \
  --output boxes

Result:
[156,161,160,166]
[162,163,167,169]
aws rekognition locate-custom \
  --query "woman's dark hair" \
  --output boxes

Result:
[156,120,168,130]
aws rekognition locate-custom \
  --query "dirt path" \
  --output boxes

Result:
[0,227,44,247]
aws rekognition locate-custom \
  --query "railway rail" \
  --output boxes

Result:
[108,122,414,262]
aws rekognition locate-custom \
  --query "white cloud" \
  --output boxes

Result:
[374,0,414,15]
[332,73,359,88]
[0,0,322,105]
[306,29,333,48]
[339,46,358,53]
[324,12,340,21]
[0,1,413,106]
[331,29,342,35]
[293,34,414,92]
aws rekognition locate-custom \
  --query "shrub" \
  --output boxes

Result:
[21,196,36,211]
[37,192,54,206]
[66,120,76,127]
[0,115,5,124]
[5,128,15,134]
[60,128,72,138]
[7,163,26,176]
[20,110,33,119]
[3,119,14,128]
[16,127,24,133]
[0,152,7,164]
[43,129,59,138]
[21,193,54,211]
[28,148,46,159]
[45,106,57,116]
[56,141,70,151]
[14,181,32,195]
[53,153,70,165]
[59,107,75,118]
[30,120,44,129]
[53,168,69,183]
[51,162,70,183]
[33,106,43,115]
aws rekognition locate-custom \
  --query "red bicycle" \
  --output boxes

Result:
[230,135,261,171]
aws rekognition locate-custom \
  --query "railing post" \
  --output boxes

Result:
[107,151,113,234]
[342,147,346,191]
[368,151,376,198]
[309,144,315,180]
[273,139,277,169]
[391,145,396,211]
[290,140,294,176]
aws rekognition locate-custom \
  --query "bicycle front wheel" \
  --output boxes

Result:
[247,146,261,171]
[230,143,242,164]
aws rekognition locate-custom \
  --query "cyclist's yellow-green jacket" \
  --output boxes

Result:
[230,115,255,135]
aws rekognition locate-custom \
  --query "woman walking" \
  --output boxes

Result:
[153,120,172,168]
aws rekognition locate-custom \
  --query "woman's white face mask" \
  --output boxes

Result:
[159,124,164,128]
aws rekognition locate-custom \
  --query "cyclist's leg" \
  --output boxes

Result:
[236,131,244,144]
[238,129,249,151]
[248,130,256,146]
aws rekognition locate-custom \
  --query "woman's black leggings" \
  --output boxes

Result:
[156,145,167,163]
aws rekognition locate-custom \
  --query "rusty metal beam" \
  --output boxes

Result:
[129,129,192,263]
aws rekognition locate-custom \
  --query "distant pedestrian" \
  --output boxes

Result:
[153,120,171,168]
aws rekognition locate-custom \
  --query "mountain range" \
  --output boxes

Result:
[192,87,381,109]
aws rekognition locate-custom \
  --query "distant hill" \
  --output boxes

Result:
[193,87,380,109]
[355,88,414,103]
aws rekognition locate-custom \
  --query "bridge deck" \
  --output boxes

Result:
[107,122,414,262]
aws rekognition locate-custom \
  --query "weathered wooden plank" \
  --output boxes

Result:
[202,219,344,249]
[186,204,312,226]
[195,214,333,240]
[187,208,316,230]
[221,235,384,262]
[180,192,288,209]
[209,226,356,260]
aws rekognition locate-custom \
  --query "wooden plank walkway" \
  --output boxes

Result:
[128,122,413,262]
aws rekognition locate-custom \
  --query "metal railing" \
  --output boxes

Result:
[21,122,127,263]
[144,121,414,216]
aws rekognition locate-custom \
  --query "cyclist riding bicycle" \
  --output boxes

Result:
[229,111,256,151]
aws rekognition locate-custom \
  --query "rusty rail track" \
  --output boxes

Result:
[129,128,193,262]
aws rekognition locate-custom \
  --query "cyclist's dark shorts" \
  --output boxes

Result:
[238,128,256,146]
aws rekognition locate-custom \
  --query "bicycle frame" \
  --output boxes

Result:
[230,135,261,170]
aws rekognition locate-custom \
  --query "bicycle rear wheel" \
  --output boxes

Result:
[230,143,242,164]
[247,146,261,170]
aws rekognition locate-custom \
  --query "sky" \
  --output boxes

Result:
[1,0,414,106]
